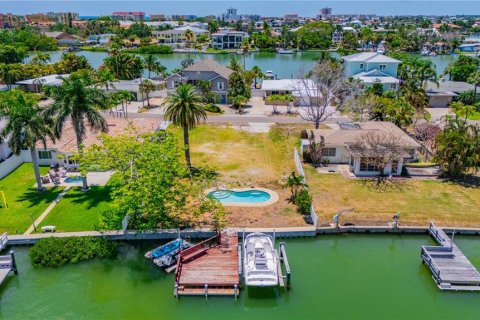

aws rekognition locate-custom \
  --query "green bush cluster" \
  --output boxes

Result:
[29,237,117,268]
[295,189,312,215]
[203,104,223,113]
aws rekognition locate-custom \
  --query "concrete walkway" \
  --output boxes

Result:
[24,186,71,235]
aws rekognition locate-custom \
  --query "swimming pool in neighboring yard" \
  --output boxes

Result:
[207,188,278,206]
[64,176,83,183]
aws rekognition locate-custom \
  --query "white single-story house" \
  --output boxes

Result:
[34,118,162,170]
[261,79,318,106]
[99,78,165,101]
[301,121,420,177]
[425,80,479,108]
[16,74,70,92]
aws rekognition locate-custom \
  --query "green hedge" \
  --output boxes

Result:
[29,237,117,268]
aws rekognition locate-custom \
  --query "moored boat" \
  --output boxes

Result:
[243,232,278,287]
[276,48,294,54]
[145,238,192,268]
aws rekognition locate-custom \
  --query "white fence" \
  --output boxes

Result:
[293,148,318,228]
[0,154,24,180]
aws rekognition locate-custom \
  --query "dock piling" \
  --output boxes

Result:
[204,284,208,299]
[10,250,17,274]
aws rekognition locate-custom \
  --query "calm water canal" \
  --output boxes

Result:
[41,51,455,79]
[1,234,479,319]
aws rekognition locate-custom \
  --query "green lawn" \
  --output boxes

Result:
[0,163,64,234]
[306,167,480,227]
[38,180,117,232]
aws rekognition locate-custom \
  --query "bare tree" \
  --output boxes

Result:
[297,61,358,129]
[413,122,441,161]
[347,131,406,184]
[306,131,325,168]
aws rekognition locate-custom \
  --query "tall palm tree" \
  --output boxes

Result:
[228,58,243,72]
[30,52,51,65]
[467,71,480,97]
[143,54,166,79]
[139,79,155,107]
[94,68,117,93]
[250,65,265,88]
[162,83,206,168]
[44,76,109,191]
[0,90,54,191]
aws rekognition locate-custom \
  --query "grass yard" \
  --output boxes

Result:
[170,124,306,227]
[38,179,117,232]
[0,163,64,234]
[305,167,480,227]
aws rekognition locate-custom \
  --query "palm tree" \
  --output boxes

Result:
[0,90,54,191]
[162,83,206,168]
[30,52,51,65]
[467,71,480,97]
[184,29,195,50]
[139,79,156,107]
[94,68,117,93]
[228,58,243,72]
[286,171,306,201]
[44,76,109,191]
[143,55,166,79]
[250,65,265,88]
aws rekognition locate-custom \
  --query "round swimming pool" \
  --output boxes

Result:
[209,189,271,204]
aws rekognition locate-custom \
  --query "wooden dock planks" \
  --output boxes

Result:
[422,223,480,291]
[175,234,240,297]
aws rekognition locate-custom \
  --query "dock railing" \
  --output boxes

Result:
[293,148,318,228]
[0,233,7,251]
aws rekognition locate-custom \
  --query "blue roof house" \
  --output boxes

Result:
[342,52,401,91]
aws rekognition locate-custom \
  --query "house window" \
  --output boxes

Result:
[217,81,224,90]
[359,157,379,172]
[38,150,52,160]
[391,83,397,90]
[359,63,364,70]
[172,80,179,88]
[322,148,336,157]
[379,64,387,71]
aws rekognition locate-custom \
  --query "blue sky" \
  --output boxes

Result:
[0,1,479,16]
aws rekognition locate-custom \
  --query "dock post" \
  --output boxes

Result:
[174,283,178,298]
[234,284,238,299]
[204,284,208,299]
[10,250,17,274]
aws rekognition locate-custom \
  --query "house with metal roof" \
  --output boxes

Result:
[165,59,232,104]
[425,80,479,108]
[342,52,401,91]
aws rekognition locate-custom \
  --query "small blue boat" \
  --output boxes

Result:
[145,239,191,268]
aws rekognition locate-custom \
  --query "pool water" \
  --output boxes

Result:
[1,235,480,319]
[64,176,83,183]
[209,190,271,204]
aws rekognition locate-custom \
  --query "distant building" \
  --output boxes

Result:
[87,33,116,45]
[284,14,299,22]
[42,31,79,45]
[150,14,167,21]
[222,8,239,21]
[46,12,79,27]
[211,29,249,50]
[111,11,145,22]
[152,26,208,48]
[0,13,22,28]
[25,13,53,25]
[319,7,332,20]
[171,15,197,21]
[72,20,87,29]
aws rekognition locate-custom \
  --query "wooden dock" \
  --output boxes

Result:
[0,233,7,252]
[0,251,17,286]
[174,232,240,297]
[421,222,480,291]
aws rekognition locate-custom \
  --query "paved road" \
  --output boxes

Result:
[114,112,351,125]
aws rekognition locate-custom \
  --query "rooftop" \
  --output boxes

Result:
[426,80,478,94]
[183,59,233,80]
[310,121,420,148]
[342,52,401,64]
[36,118,161,153]
[16,74,70,86]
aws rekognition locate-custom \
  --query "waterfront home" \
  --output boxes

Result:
[425,80,479,108]
[97,78,165,102]
[261,79,317,106]
[165,59,232,104]
[342,52,401,91]
[86,33,116,45]
[300,121,420,177]
[34,118,161,169]
[458,43,480,53]
[152,26,208,49]
[42,31,79,45]
[211,30,249,50]
[16,74,69,93]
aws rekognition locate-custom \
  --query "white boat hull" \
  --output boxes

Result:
[243,232,279,287]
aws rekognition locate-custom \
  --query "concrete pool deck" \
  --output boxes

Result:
[205,187,279,207]
[40,171,114,188]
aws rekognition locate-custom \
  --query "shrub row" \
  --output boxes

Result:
[29,237,117,268]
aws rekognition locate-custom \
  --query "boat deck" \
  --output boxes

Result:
[421,223,480,291]
[175,233,240,297]
[0,251,17,286]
